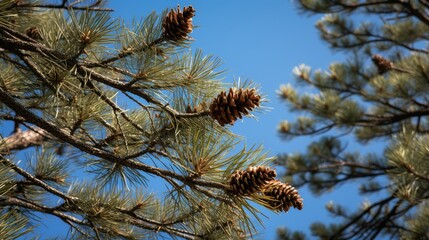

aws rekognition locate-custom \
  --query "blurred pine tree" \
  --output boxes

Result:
[277,0,429,239]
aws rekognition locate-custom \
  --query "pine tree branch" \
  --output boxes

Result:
[12,0,113,12]
[327,36,428,54]
[65,220,93,238]
[365,199,405,240]
[117,208,198,240]
[400,0,429,26]
[286,154,391,190]
[1,178,200,239]
[15,51,68,100]
[402,163,429,183]
[76,65,210,119]
[0,196,131,239]
[280,123,335,137]
[306,75,418,115]
[199,219,243,239]
[300,0,400,14]
[360,109,429,126]
[0,156,77,201]
[161,204,204,226]
[312,161,392,172]
[96,37,165,66]
[81,78,149,135]
[0,26,208,121]
[0,27,64,60]
[0,52,29,71]
[0,87,229,193]
[304,0,429,27]
[0,114,26,122]
[87,220,102,240]
[0,196,82,224]
[328,195,396,240]
[0,127,49,155]
[121,90,211,119]
[311,1,429,54]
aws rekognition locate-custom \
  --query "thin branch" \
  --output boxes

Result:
[82,77,149,134]
[95,38,165,66]
[0,156,77,201]
[88,220,102,240]
[0,196,82,224]
[0,26,206,121]
[14,2,113,12]
[76,65,210,119]
[117,207,198,240]
[0,196,130,238]
[0,127,49,155]
[280,123,335,138]
[16,50,68,100]
[328,195,396,240]
[402,163,429,183]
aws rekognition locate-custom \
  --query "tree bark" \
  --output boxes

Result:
[0,128,49,155]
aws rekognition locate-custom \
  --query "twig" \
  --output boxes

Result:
[117,207,198,240]
[0,156,77,201]
[0,127,49,155]
[14,2,113,12]
[0,196,130,238]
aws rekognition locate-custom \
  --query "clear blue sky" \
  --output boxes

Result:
[3,0,377,239]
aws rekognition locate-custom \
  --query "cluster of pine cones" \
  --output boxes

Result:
[229,166,303,212]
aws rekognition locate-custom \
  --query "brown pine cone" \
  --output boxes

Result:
[209,88,261,126]
[261,180,303,212]
[372,54,393,74]
[229,166,277,196]
[162,5,195,41]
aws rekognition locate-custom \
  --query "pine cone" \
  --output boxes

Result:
[372,54,393,74]
[209,88,261,126]
[261,180,303,212]
[162,5,195,41]
[229,166,277,196]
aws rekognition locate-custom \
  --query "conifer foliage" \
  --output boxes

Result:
[0,1,302,239]
[278,0,429,239]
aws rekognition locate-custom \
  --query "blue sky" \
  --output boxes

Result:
[1,0,377,239]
